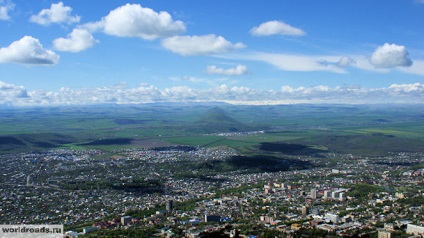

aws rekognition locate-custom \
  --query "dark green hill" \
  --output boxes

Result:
[198,107,240,124]
[0,134,76,153]
[193,107,247,133]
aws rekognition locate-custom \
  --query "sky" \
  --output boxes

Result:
[0,0,424,106]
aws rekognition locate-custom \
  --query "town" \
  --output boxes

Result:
[0,146,423,237]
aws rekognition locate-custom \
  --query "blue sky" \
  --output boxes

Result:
[0,0,423,106]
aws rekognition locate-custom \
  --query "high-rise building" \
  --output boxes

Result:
[339,192,346,201]
[310,188,317,199]
[332,191,340,199]
[302,206,310,215]
[26,175,31,186]
[121,216,132,226]
[166,200,173,211]
[323,190,331,199]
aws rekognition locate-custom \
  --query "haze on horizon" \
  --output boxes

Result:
[0,0,423,106]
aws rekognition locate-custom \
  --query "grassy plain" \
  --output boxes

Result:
[0,103,423,156]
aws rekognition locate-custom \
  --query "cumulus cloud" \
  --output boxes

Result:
[2,81,424,106]
[0,81,27,96]
[163,86,197,100]
[161,34,245,56]
[0,81,28,106]
[30,2,80,26]
[370,43,413,68]
[0,0,14,21]
[0,36,60,65]
[206,65,248,75]
[53,29,98,52]
[388,83,424,93]
[85,3,185,40]
[250,20,306,36]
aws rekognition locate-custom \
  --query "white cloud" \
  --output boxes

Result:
[0,81,28,106]
[86,3,185,40]
[347,56,389,73]
[0,0,14,21]
[397,60,424,75]
[224,51,424,75]
[337,56,355,67]
[242,52,346,73]
[2,81,424,106]
[250,20,306,36]
[370,43,413,68]
[0,36,60,65]
[161,34,245,56]
[53,28,98,52]
[163,86,197,100]
[30,2,80,26]
[0,81,28,98]
[389,83,424,93]
[206,65,248,75]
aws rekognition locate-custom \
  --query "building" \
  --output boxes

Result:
[82,227,98,235]
[384,223,395,231]
[395,192,405,199]
[205,214,221,222]
[323,190,331,199]
[26,175,31,186]
[339,192,346,201]
[332,191,340,200]
[166,200,173,212]
[378,230,392,238]
[302,206,310,215]
[65,231,80,238]
[260,215,274,224]
[406,224,424,236]
[310,188,317,199]
[121,216,132,226]
[291,223,301,231]
[325,213,340,224]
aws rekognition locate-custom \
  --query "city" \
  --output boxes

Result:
[1,147,423,237]
[1,0,424,237]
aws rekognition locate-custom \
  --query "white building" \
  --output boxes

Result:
[339,192,346,201]
[310,188,317,199]
[325,213,340,224]
[406,224,424,236]
[323,190,331,199]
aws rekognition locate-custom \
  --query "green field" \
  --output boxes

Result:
[0,103,423,156]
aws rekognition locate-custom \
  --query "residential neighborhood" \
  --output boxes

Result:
[1,147,423,237]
